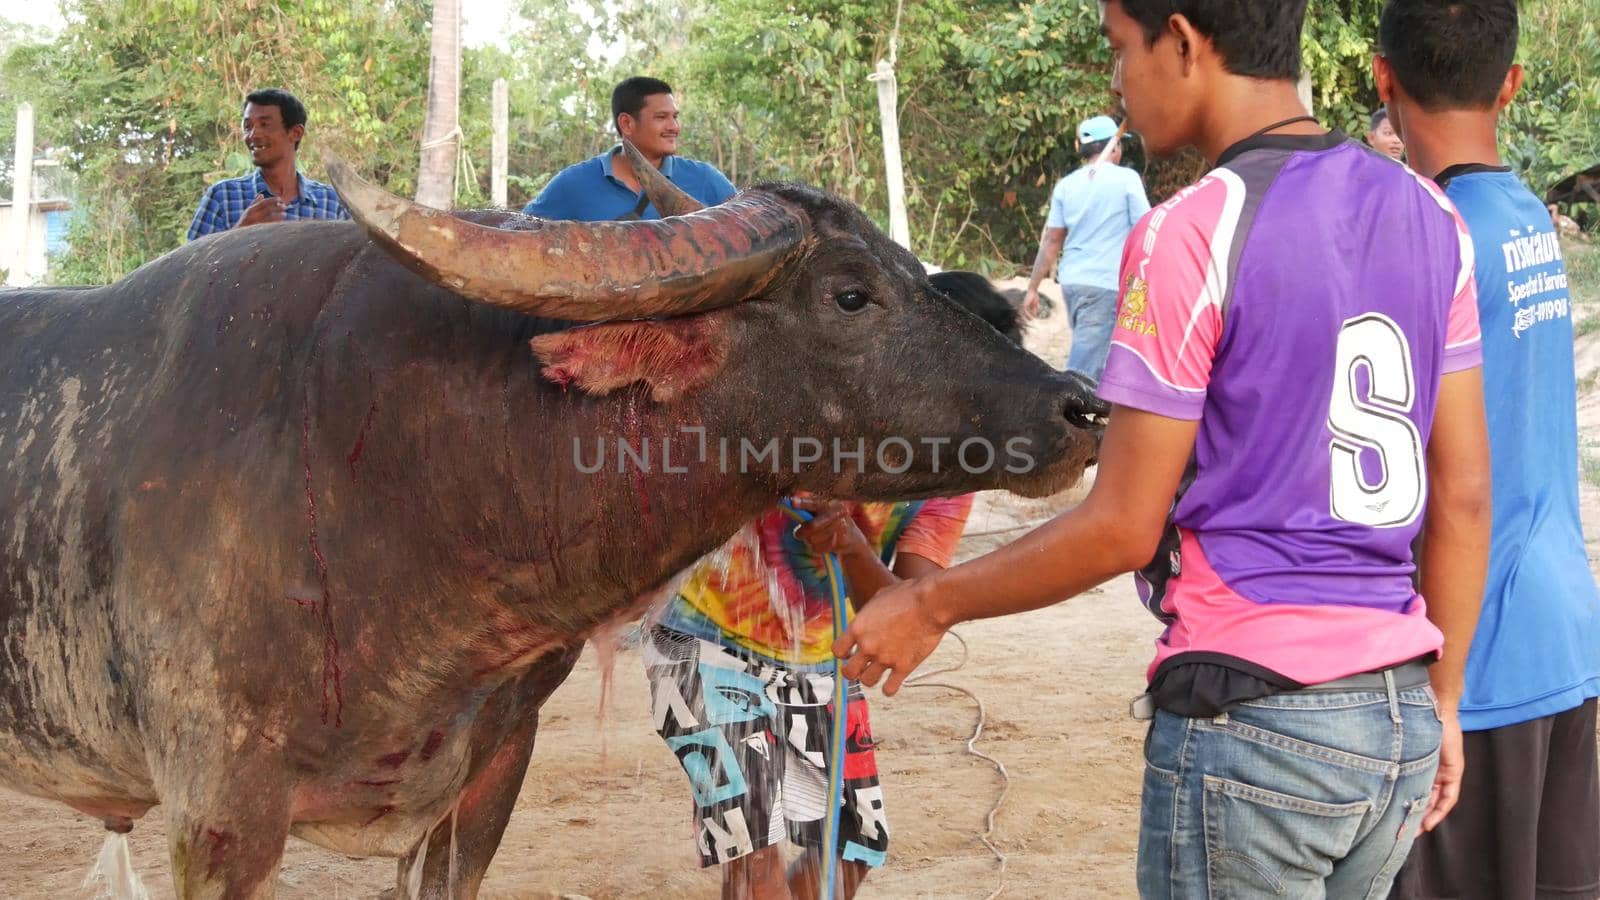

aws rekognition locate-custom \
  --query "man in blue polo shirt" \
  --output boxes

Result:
[187,88,348,240]
[523,76,735,221]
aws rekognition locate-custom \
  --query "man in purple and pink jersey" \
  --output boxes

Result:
[833,0,1493,896]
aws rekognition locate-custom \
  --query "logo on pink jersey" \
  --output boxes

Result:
[1118,274,1156,336]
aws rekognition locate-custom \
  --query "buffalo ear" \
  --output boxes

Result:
[529,318,730,403]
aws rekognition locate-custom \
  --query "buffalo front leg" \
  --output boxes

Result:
[397,647,583,899]
[163,779,292,899]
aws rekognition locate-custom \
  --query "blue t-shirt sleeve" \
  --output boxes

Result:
[1125,171,1151,224]
[700,165,737,205]
[187,185,226,241]
[525,168,577,220]
[1045,178,1074,230]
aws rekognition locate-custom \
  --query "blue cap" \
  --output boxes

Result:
[1078,115,1119,144]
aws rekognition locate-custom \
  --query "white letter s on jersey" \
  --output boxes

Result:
[1327,314,1425,528]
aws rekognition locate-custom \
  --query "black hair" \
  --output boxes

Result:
[244,88,307,150]
[612,76,674,130]
[1378,0,1518,110]
[1368,107,1390,131]
[1114,0,1311,80]
[243,88,307,131]
[1080,138,1111,160]
[929,271,1025,346]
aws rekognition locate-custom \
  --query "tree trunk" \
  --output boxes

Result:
[416,0,461,208]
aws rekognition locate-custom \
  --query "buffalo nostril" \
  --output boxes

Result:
[1059,371,1110,431]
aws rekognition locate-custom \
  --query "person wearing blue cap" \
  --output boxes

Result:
[1023,114,1150,383]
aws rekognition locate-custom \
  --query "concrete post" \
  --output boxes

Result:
[492,78,508,208]
[6,102,34,287]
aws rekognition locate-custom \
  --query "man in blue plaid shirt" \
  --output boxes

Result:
[187,88,348,240]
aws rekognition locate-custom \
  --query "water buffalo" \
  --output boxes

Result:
[0,150,1100,898]
[928,270,1025,345]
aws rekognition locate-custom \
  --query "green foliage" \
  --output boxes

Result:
[616,0,1125,269]
[1302,0,1384,136]
[4,0,431,283]
[454,0,621,211]
[1504,0,1600,199]
[5,0,1600,283]
[1298,0,1600,202]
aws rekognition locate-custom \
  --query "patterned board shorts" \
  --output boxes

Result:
[643,626,890,869]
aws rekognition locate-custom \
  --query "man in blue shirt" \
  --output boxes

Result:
[187,88,348,240]
[523,76,735,222]
[1022,115,1150,382]
[1378,2,1600,898]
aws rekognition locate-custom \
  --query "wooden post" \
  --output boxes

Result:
[492,78,508,208]
[6,102,34,287]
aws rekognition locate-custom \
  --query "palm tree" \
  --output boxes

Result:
[416,0,460,208]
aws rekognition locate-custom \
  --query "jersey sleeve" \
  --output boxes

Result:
[892,494,974,568]
[1096,172,1243,420]
[1443,209,1483,373]
[1416,175,1484,373]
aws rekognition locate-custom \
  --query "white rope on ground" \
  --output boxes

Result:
[903,630,1011,900]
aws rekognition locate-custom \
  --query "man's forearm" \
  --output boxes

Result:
[1419,368,1492,713]
[836,545,897,610]
[918,504,1139,628]
[1028,229,1066,291]
[920,408,1194,627]
[1418,496,1490,712]
[1027,251,1055,291]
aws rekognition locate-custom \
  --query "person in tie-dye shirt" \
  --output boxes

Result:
[643,493,966,890]
[643,271,1015,899]
[645,489,971,898]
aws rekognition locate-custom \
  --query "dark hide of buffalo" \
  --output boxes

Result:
[0,187,1097,897]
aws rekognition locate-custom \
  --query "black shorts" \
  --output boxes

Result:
[1391,697,1600,900]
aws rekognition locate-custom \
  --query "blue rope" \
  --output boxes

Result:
[779,498,852,900]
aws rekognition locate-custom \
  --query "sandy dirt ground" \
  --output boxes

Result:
[6,274,1600,899]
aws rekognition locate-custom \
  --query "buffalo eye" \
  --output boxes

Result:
[834,290,870,313]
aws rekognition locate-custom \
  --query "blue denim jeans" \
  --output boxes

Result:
[1137,674,1441,899]
[1062,284,1119,381]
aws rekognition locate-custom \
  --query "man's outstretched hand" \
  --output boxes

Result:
[832,578,950,696]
